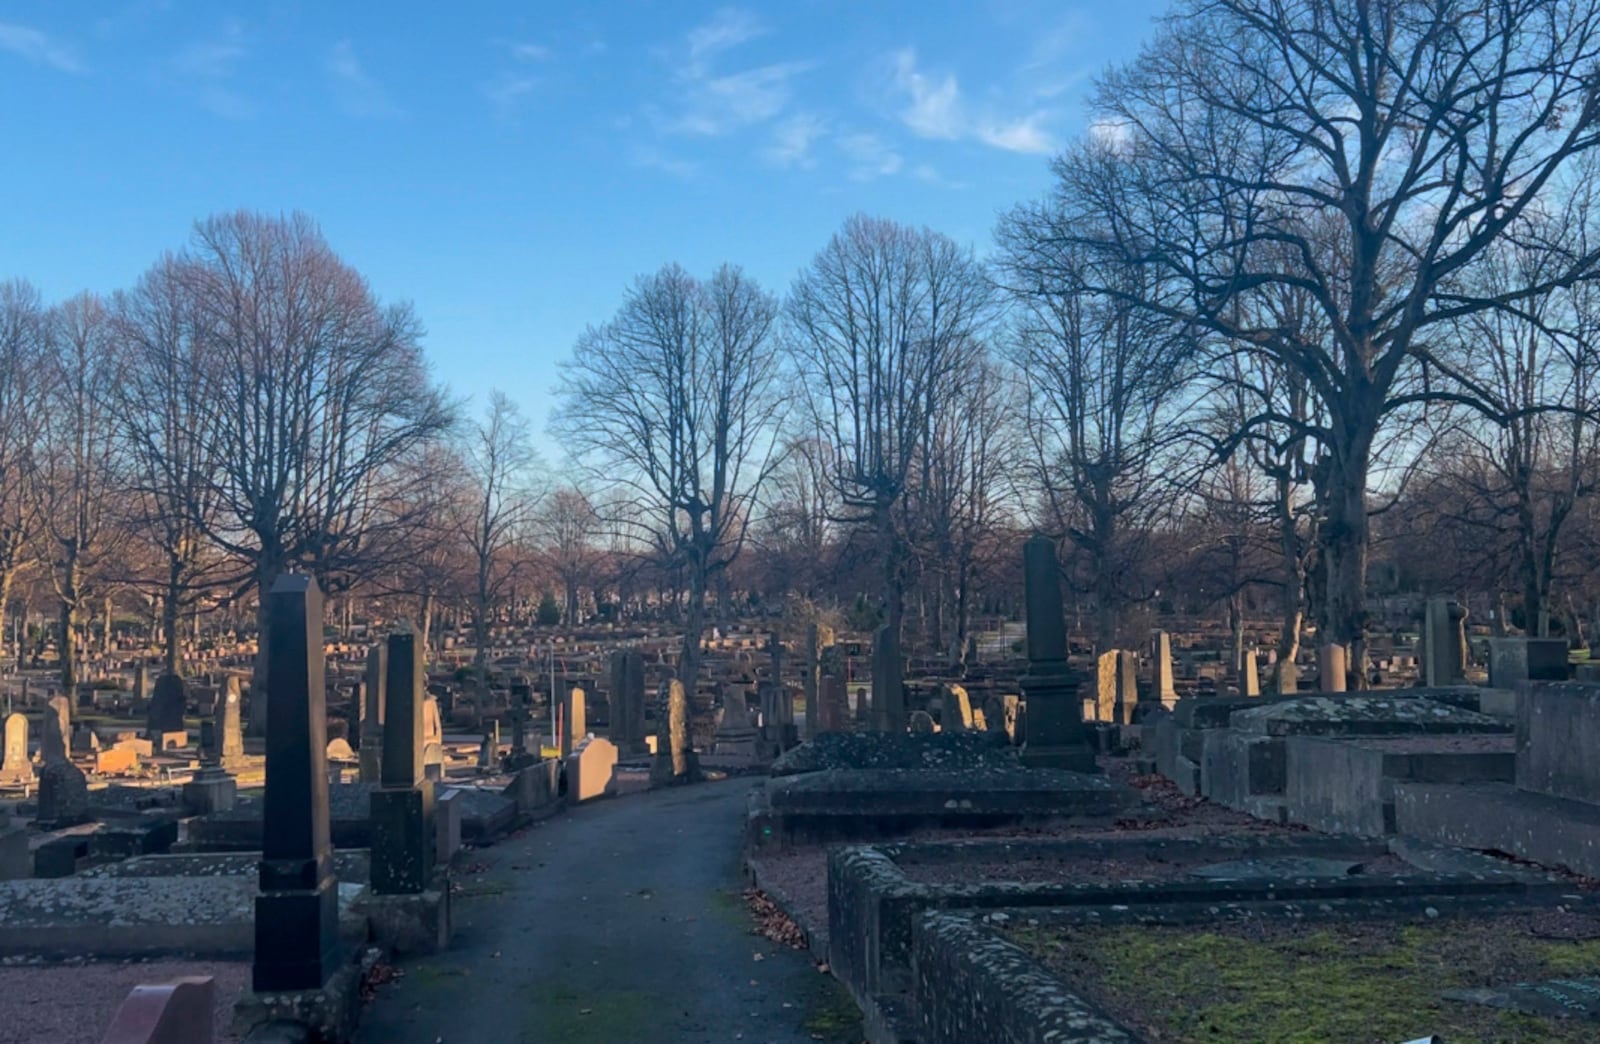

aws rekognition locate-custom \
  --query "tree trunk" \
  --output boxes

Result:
[564,577,579,626]
[419,591,434,657]
[58,553,79,691]
[1321,439,1372,688]
[681,554,707,696]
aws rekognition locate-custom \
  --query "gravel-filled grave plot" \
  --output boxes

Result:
[1002,910,1600,1044]
[0,960,249,1044]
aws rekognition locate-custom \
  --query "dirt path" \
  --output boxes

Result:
[358,778,860,1044]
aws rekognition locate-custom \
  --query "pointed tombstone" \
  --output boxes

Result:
[41,696,70,765]
[218,676,245,770]
[359,644,388,783]
[0,713,33,787]
[1153,631,1177,705]
[371,627,434,895]
[1241,649,1261,697]
[253,574,340,993]
[1318,643,1348,693]
[1018,535,1097,772]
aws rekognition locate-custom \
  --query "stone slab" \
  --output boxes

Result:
[1230,696,1507,737]
[1396,780,1600,879]
[769,730,1014,777]
[0,877,365,957]
[1516,681,1600,804]
[1285,734,1516,837]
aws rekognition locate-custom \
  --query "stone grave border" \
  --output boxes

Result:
[828,833,1563,1041]
[908,889,1600,1044]
[747,766,1140,849]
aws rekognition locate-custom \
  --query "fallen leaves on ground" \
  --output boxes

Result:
[360,960,402,1002]
[743,888,807,949]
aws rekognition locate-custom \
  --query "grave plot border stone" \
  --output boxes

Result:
[748,765,1139,849]
[826,833,1556,1028]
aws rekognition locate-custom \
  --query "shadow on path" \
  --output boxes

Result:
[358,778,861,1044]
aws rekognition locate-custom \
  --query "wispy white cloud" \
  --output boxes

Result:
[686,8,766,65]
[763,112,827,168]
[0,21,85,74]
[657,8,810,137]
[631,145,698,180]
[327,40,402,119]
[510,41,552,62]
[886,48,1056,156]
[172,21,251,118]
[838,132,901,181]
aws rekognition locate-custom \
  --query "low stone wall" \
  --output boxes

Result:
[1286,735,1514,837]
[911,911,1136,1044]
[825,833,1546,1039]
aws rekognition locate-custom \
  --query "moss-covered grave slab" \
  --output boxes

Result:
[828,832,1561,1042]
[977,903,1600,1043]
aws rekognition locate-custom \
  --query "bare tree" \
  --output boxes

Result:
[556,262,783,694]
[40,293,126,689]
[1054,0,1600,678]
[0,281,46,671]
[458,392,541,704]
[787,215,992,728]
[995,228,1193,648]
[535,485,600,625]
[112,255,228,674]
[179,211,452,714]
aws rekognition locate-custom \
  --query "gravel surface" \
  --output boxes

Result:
[0,960,248,1044]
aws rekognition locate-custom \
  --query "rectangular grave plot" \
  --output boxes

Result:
[827,833,1562,1017]
[939,900,1600,1044]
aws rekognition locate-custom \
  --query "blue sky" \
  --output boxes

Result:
[0,1,1169,456]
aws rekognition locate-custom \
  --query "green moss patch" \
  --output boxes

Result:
[1005,913,1600,1043]
[520,984,655,1043]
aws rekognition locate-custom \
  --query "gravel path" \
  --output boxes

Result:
[358,778,858,1044]
[0,960,248,1044]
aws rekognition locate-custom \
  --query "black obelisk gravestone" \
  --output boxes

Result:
[254,574,341,991]
[371,628,434,894]
[1019,535,1098,772]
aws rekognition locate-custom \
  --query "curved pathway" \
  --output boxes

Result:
[359,778,860,1044]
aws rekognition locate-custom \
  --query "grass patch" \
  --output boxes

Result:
[1006,914,1600,1043]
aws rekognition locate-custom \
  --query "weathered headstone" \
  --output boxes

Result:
[941,684,973,731]
[1019,535,1097,771]
[1115,651,1139,724]
[908,709,935,733]
[422,696,444,781]
[567,736,619,802]
[41,695,70,765]
[253,574,340,993]
[1488,637,1568,688]
[217,676,245,770]
[1095,651,1118,723]
[1318,643,1347,693]
[801,622,833,740]
[146,673,187,738]
[871,624,905,733]
[37,759,89,827]
[608,649,647,754]
[561,684,587,757]
[1424,597,1468,687]
[0,712,33,787]
[1241,649,1261,697]
[1275,659,1299,695]
[712,686,759,762]
[371,628,434,896]
[360,643,388,784]
[817,674,848,733]
[650,678,699,783]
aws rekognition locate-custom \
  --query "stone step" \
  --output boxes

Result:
[1395,781,1600,879]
